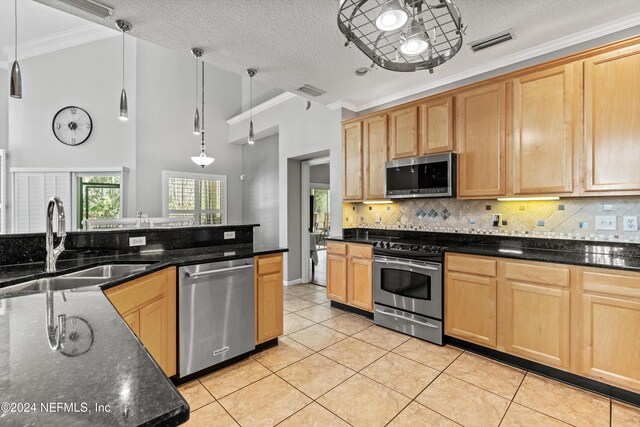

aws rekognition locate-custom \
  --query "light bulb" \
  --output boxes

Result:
[400,21,429,56]
[375,0,408,31]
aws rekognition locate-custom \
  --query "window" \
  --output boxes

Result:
[163,171,227,225]
[77,175,121,230]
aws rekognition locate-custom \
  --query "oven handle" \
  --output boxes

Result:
[375,259,440,271]
[375,309,439,329]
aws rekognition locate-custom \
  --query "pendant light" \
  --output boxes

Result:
[246,68,257,145]
[375,0,408,32]
[400,20,429,56]
[10,0,22,99]
[115,19,132,121]
[191,51,214,168]
[191,48,203,134]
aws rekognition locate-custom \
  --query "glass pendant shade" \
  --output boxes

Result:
[400,21,429,56]
[10,60,22,99]
[248,120,255,145]
[119,88,128,120]
[193,108,200,134]
[191,151,215,168]
[375,0,408,31]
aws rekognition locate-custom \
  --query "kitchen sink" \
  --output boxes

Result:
[62,264,150,279]
[3,277,105,292]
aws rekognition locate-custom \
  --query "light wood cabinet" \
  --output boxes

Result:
[342,121,363,200]
[501,261,571,369]
[419,96,455,155]
[255,253,284,344]
[363,114,388,199]
[327,242,373,312]
[583,45,640,194]
[456,83,507,198]
[389,106,419,159]
[579,269,640,391]
[512,65,577,195]
[105,267,177,377]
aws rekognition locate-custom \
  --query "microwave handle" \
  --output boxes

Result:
[376,259,439,271]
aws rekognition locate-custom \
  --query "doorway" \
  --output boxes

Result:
[301,157,330,286]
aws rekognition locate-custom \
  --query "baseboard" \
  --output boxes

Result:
[284,279,302,286]
[330,301,374,319]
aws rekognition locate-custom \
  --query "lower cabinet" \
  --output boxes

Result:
[255,253,284,345]
[104,267,177,377]
[327,242,373,312]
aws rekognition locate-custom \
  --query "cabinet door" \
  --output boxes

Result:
[139,297,169,374]
[584,45,640,193]
[327,254,348,303]
[348,257,373,312]
[363,114,388,200]
[456,83,506,198]
[389,106,418,159]
[445,271,497,348]
[513,65,575,195]
[256,272,284,344]
[343,121,363,200]
[123,311,140,336]
[419,96,454,155]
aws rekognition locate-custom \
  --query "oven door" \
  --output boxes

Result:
[373,256,442,319]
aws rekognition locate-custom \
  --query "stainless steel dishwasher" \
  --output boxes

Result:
[179,258,255,378]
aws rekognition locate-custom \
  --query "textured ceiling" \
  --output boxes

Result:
[29,0,640,109]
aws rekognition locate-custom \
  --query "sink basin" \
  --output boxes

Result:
[63,264,150,279]
[3,277,105,292]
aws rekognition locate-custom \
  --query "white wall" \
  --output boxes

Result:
[135,39,243,221]
[228,97,342,282]
[0,67,7,151]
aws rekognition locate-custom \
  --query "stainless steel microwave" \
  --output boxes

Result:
[385,153,456,199]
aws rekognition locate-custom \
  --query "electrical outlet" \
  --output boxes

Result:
[375,213,382,223]
[224,231,236,239]
[624,216,639,232]
[129,236,146,247]
[603,204,613,211]
[595,215,616,231]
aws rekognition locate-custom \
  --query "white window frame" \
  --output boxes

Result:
[162,170,228,226]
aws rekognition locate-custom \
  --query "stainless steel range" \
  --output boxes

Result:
[372,239,460,345]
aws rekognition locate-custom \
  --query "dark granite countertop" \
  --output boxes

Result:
[328,231,640,272]
[0,243,288,426]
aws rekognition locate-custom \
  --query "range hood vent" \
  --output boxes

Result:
[469,29,514,52]
[297,84,326,97]
[55,0,113,19]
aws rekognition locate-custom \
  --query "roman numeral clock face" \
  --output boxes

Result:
[52,106,93,146]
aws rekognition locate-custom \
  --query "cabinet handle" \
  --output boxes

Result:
[375,309,439,329]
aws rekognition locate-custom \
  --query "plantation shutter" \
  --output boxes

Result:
[165,172,226,225]
[13,172,71,233]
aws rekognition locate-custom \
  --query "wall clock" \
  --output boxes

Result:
[52,106,93,146]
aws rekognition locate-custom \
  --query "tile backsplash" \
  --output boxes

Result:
[343,198,640,243]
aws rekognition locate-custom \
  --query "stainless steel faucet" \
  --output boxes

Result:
[45,196,66,273]
[46,290,66,351]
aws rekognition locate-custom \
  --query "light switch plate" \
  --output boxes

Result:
[603,204,613,211]
[129,236,146,247]
[624,216,638,232]
[224,231,236,239]
[375,214,382,223]
[595,216,616,231]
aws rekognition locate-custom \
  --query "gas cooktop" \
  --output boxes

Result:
[371,238,465,262]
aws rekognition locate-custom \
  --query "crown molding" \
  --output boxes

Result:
[226,92,297,125]
[345,12,640,112]
[0,24,119,62]
[327,100,357,111]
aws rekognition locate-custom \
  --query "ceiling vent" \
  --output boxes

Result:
[54,0,113,19]
[469,29,514,52]
[297,84,326,97]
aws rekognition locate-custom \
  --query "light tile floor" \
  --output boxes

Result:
[179,283,640,427]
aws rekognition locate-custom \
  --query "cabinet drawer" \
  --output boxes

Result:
[327,242,347,255]
[582,270,640,299]
[347,244,372,259]
[447,254,497,277]
[505,261,570,287]
[256,254,283,276]
[104,270,167,314]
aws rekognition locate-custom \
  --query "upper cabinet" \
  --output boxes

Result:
[583,45,640,194]
[389,106,419,159]
[363,114,388,200]
[419,96,455,155]
[512,64,578,195]
[456,83,507,199]
[342,121,363,201]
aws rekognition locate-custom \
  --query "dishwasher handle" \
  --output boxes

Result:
[184,264,253,279]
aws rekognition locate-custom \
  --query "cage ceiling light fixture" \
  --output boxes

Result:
[338,0,464,73]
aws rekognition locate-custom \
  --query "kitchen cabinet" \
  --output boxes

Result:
[579,269,640,391]
[342,121,363,200]
[105,267,177,377]
[583,44,640,194]
[363,114,388,200]
[456,82,507,198]
[389,106,419,159]
[501,260,571,369]
[445,254,497,347]
[419,96,455,155]
[326,242,373,312]
[512,64,577,195]
[255,253,284,345]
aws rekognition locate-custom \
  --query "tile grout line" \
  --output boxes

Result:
[497,368,527,426]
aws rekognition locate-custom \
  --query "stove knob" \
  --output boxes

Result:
[411,246,419,251]
[385,242,391,249]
